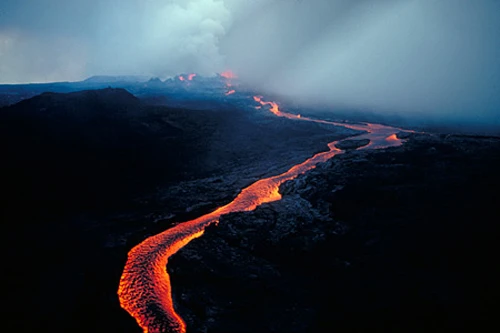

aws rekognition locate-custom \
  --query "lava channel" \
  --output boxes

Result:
[118,95,413,333]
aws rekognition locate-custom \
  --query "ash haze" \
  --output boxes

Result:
[1,0,499,129]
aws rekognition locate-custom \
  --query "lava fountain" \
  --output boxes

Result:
[118,93,412,332]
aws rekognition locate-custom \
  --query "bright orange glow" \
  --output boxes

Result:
[252,96,411,150]
[220,70,237,79]
[221,71,237,95]
[119,229,205,333]
[187,74,196,81]
[253,95,293,118]
[119,93,415,333]
[386,134,398,141]
[178,76,185,81]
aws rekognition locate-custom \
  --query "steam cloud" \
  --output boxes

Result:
[97,0,233,77]
[1,0,499,129]
[0,0,233,81]
[224,0,500,129]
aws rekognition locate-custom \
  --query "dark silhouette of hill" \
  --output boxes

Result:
[0,75,230,107]
[1,88,183,215]
[0,87,353,217]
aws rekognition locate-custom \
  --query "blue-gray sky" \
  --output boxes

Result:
[1,0,499,127]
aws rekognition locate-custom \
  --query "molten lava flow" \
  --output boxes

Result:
[253,96,295,119]
[187,74,196,81]
[119,228,206,333]
[220,70,237,79]
[252,96,411,150]
[386,133,398,141]
[178,76,185,82]
[220,71,237,95]
[119,93,414,333]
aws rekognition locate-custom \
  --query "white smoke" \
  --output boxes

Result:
[2,0,499,130]
[90,0,233,78]
[223,0,500,128]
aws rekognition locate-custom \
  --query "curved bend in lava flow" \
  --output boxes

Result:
[118,95,413,333]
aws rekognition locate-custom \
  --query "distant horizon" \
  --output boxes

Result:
[0,72,227,85]
[1,73,499,136]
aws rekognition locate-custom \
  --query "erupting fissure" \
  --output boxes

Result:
[118,85,413,333]
[220,70,237,96]
[178,74,196,82]
[220,70,236,79]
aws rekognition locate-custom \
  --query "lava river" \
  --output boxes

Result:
[118,96,413,333]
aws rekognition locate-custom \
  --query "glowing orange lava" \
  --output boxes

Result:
[220,71,237,95]
[220,70,237,79]
[386,133,398,141]
[178,76,185,82]
[118,93,414,333]
[187,74,196,81]
[253,96,299,119]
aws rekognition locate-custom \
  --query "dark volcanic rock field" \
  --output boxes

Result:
[170,133,500,333]
[1,89,356,333]
[3,87,499,333]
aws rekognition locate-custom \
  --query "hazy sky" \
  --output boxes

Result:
[1,0,499,126]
